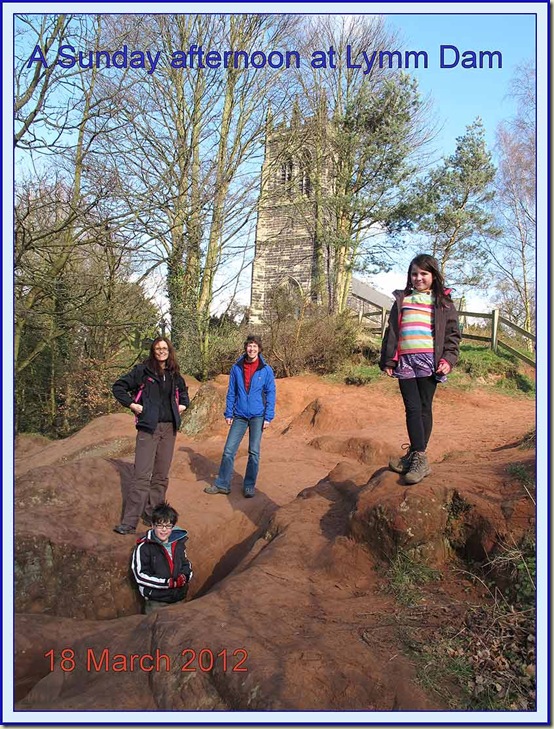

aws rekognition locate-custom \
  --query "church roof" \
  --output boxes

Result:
[350,277,393,311]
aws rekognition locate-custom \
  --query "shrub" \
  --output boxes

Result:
[485,537,536,608]
[177,314,248,381]
[520,429,536,449]
[264,305,360,378]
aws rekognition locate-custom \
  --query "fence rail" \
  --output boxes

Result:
[459,310,493,320]
[498,315,537,343]
[359,303,535,370]
[458,309,535,368]
[497,341,536,368]
[459,333,490,343]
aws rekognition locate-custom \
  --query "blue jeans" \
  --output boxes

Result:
[215,416,264,492]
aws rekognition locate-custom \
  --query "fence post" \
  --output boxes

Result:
[381,307,387,338]
[491,309,499,352]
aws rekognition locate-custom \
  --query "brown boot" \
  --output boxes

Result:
[389,444,414,474]
[404,451,431,485]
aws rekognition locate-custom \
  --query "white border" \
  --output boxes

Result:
[4,1,549,724]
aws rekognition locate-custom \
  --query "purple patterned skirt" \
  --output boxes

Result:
[393,353,447,382]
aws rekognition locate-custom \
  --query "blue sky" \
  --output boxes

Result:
[386,13,536,155]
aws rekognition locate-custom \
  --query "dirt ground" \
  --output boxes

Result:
[14,374,536,712]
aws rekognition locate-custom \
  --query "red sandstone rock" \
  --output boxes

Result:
[13,376,536,711]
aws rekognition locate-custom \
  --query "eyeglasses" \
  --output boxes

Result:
[154,347,169,352]
[153,522,174,530]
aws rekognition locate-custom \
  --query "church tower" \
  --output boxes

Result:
[249,102,333,325]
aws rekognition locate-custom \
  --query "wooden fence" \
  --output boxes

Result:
[358,304,536,369]
[458,309,536,368]
[357,305,388,338]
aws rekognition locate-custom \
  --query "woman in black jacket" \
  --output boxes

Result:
[112,337,189,535]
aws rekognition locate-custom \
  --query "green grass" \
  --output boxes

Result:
[495,371,535,394]
[448,344,535,396]
[414,536,536,710]
[506,462,535,490]
[506,461,536,505]
[404,618,534,710]
[342,363,382,386]
[327,342,534,395]
[385,550,441,606]
[400,631,474,709]
[457,344,514,377]
[322,339,535,396]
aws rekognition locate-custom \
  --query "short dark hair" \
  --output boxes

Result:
[244,334,263,352]
[152,501,178,526]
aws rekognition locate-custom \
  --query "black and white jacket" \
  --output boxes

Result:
[131,527,193,604]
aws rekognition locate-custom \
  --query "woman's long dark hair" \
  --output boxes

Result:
[404,254,451,308]
[145,337,181,377]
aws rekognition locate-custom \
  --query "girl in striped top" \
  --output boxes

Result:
[379,254,461,484]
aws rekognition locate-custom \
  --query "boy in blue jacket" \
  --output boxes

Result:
[205,335,276,498]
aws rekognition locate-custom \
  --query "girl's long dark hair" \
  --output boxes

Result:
[145,337,181,377]
[404,254,451,308]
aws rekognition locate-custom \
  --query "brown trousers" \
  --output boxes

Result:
[122,422,176,528]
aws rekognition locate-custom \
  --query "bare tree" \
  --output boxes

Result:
[487,63,535,332]
[14,15,163,432]
[99,13,298,376]
[14,13,72,149]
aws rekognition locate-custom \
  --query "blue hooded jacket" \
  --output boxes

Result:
[224,354,276,421]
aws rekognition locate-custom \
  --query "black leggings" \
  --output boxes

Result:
[398,376,438,452]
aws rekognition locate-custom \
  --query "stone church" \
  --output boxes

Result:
[249,111,391,330]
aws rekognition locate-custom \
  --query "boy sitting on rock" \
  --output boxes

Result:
[131,501,193,614]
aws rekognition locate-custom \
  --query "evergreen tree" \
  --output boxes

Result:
[413,119,500,287]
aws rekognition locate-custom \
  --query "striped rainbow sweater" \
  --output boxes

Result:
[398,291,434,354]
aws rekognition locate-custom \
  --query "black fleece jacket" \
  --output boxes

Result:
[112,363,189,433]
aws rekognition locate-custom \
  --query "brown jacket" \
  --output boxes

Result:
[379,289,461,371]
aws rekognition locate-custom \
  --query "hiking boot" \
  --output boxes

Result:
[404,451,431,485]
[141,514,152,527]
[204,484,231,495]
[113,524,136,535]
[389,445,413,474]
[243,488,255,498]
